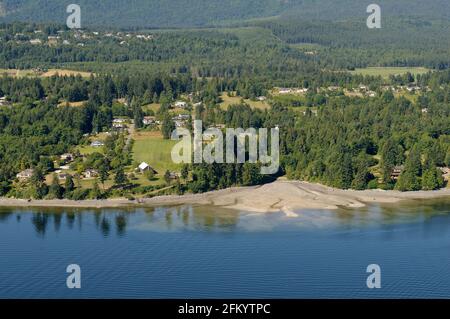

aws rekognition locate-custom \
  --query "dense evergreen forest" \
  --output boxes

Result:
[3,0,450,28]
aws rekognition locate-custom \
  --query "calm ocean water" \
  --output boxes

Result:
[0,198,450,298]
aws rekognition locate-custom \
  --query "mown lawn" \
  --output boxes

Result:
[132,131,182,176]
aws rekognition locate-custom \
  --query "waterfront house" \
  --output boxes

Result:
[138,162,158,174]
[391,166,404,180]
[113,123,127,130]
[0,96,9,106]
[440,167,450,181]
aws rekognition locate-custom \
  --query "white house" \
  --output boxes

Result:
[278,88,292,94]
[60,153,74,162]
[83,169,98,179]
[29,39,42,45]
[143,116,156,125]
[57,172,71,180]
[138,162,157,174]
[174,101,188,109]
[91,141,104,147]
[16,169,34,180]
[0,96,8,106]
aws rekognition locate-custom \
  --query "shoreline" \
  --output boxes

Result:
[1,181,449,213]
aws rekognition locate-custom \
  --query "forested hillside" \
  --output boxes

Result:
[0,0,294,28]
[254,17,450,69]
[2,0,450,29]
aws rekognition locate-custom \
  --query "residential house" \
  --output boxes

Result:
[0,96,8,106]
[359,85,368,91]
[391,166,404,180]
[143,116,156,125]
[113,118,127,124]
[60,153,74,163]
[174,101,188,109]
[172,114,190,128]
[91,141,104,147]
[440,167,450,182]
[83,169,98,179]
[57,172,71,180]
[47,36,59,46]
[113,123,127,130]
[295,88,309,94]
[29,39,42,45]
[138,162,158,174]
[168,172,180,180]
[16,169,34,180]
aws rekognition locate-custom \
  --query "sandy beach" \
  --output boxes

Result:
[1,180,449,214]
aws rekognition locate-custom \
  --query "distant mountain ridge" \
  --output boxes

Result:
[0,0,296,28]
[1,0,450,29]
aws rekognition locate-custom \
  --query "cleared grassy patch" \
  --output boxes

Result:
[219,93,269,110]
[0,68,39,78]
[41,69,93,78]
[58,100,87,107]
[0,68,94,78]
[132,131,182,177]
[143,103,161,113]
[350,67,430,78]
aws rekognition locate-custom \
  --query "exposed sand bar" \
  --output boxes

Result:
[1,181,449,213]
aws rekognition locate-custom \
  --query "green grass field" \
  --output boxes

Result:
[350,67,430,78]
[142,103,161,113]
[132,131,182,176]
[219,93,270,110]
